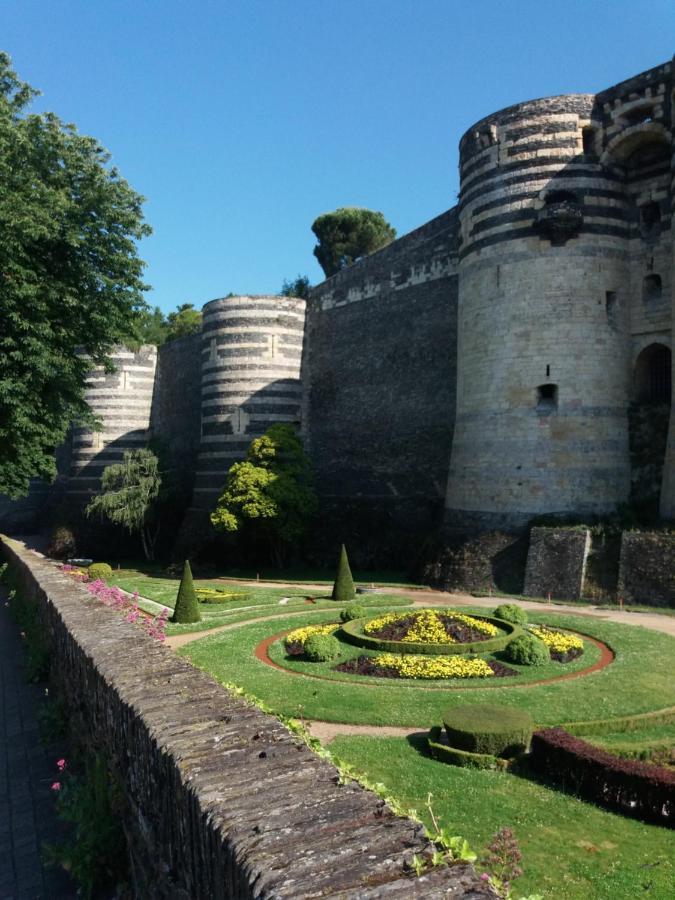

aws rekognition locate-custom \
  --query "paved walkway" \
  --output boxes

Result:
[0,588,75,899]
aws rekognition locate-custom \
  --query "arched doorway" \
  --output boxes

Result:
[629,343,672,516]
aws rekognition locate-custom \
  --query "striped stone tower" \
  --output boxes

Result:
[445,94,634,529]
[68,345,158,499]
[191,295,306,513]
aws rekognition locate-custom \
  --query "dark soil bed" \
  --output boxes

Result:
[550,647,584,663]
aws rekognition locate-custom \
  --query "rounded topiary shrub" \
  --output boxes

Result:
[87,562,113,581]
[504,633,549,666]
[443,704,534,758]
[493,603,528,627]
[304,633,341,662]
[340,603,366,623]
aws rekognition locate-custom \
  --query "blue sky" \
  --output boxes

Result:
[3,1,673,312]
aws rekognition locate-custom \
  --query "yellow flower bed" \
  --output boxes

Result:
[376,653,495,679]
[195,588,245,601]
[530,625,584,654]
[284,623,338,649]
[363,609,498,642]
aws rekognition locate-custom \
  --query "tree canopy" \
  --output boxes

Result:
[85,448,162,560]
[311,207,396,278]
[210,423,318,565]
[130,302,203,346]
[0,53,151,497]
[280,275,311,299]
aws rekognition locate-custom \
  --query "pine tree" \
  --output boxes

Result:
[332,544,355,602]
[171,560,201,623]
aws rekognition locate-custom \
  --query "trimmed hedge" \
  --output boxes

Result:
[530,727,675,826]
[427,726,510,770]
[503,633,549,666]
[88,562,113,581]
[171,560,201,624]
[493,603,528,626]
[564,706,675,737]
[340,603,366,623]
[304,633,341,662]
[340,614,521,657]
[443,704,534,758]
[332,544,355,602]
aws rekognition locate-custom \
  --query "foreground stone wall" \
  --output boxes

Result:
[1,537,491,899]
[618,531,675,608]
[523,528,591,601]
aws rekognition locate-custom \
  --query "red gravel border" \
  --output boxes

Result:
[254,628,615,691]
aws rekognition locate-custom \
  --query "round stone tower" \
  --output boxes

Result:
[445,94,633,529]
[68,345,158,498]
[192,294,306,512]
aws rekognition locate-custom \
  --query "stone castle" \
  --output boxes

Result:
[2,59,674,570]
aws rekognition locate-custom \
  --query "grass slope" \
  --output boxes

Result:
[328,734,675,900]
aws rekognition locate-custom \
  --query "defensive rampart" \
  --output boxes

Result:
[0,537,491,898]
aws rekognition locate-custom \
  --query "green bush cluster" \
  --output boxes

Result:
[504,633,549,666]
[493,603,528,626]
[304,633,341,662]
[443,704,534,758]
[87,562,113,581]
[340,603,366,622]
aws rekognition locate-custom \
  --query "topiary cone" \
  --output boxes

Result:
[332,544,355,602]
[171,560,201,623]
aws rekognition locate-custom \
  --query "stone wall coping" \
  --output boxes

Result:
[1,536,492,899]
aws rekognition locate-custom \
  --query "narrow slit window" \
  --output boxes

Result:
[536,383,558,414]
[642,274,662,307]
[582,127,596,157]
[605,291,618,328]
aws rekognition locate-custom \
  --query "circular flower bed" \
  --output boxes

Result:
[529,625,584,662]
[341,609,520,656]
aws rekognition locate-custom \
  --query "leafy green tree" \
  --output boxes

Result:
[210,424,318,566]
[280,275,311,299]
[332,544,356,601]
[171,560,201,624]
[311,207,396,277]
[135,305,168,345]
[85,449,162,560]
[165,303,202,341]
[0,53,150,498]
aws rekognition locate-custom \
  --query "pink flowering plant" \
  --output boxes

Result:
[59,568,169,642]
[46,754,128,896]
[59,564,89,582]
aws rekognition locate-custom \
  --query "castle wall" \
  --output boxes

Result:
[150,333,202,492]
[192,295,306,511]
[305,210,459,561]
[67,346,158,499]
[445,93,643,530]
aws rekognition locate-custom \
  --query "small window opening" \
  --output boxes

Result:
[639,201,661,239]
[582,127,596,157]
[634,344,671,404]
[544,190,578,206]
[536,383,558,414]
[642,274,662,307]
[605,291,618,328]
[623,105,654,126]
[545,364,551,377]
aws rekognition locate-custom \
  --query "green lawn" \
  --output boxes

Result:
[328,734,675,900]
[179,609,675,726]
[106,569,411,635]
